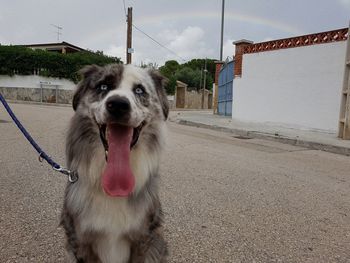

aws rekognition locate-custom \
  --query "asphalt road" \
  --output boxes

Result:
[1,103,350,263]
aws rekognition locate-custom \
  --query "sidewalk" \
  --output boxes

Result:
[169,110,350,156]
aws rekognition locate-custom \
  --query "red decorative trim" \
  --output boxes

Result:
[243,28,348,54]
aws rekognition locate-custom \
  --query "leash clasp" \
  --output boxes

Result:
[38,152,44,162]
[53,166,79,183]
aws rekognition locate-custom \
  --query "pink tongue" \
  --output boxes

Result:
[102,124,135,197]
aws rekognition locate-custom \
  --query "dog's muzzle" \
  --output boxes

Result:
[97,95,145,154]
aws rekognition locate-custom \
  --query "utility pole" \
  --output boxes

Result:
[126,7,133,64]
[202,58,207,109]
[220,0,225,61]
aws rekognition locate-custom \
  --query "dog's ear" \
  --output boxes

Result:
[149,70,169,120]
[72,65,100,111]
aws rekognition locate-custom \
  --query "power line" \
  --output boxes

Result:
[122,0,127,18]
[132,23,187,62]
[120,3,186,62]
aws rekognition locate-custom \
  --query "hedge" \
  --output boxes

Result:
[0,45,121,82]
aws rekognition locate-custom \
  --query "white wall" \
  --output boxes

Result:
[0,75,75,90]
[233,41,346,131]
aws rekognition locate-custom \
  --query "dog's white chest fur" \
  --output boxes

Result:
[67,184,147,263]
[80,192,142,234]
[86,195,144,262]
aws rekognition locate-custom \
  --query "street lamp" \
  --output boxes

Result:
[220,0,225,61]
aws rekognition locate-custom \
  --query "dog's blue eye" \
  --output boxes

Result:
[135,86,144,94]
[100,84,108,91]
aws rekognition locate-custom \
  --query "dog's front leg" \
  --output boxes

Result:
[129,227,168,263]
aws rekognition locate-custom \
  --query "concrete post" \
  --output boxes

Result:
[55,85,58,103]
[40,83,43,103]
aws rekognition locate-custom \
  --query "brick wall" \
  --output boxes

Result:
[244,28,348,54]
[213,61,224,114]
[233,40,253,77]
[214,62,224,85]
[233,28,348,77]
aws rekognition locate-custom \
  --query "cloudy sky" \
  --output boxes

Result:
[0,0,349,65]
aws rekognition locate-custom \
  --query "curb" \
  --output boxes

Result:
[6,100,71,108]
[174,119,350,157]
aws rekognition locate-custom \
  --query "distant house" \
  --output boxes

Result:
[23,41,85,54]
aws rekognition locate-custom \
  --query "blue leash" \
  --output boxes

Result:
[0,94,78,183]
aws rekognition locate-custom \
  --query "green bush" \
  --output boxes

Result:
[0,45,121,82]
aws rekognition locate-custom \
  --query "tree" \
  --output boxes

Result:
[175,67,199,89]
[159,60,180,95]
[160,60,180,76]
[182,58,216,82]
[140,61,159,69]
[158,58,215,94]
[166,75,177,95]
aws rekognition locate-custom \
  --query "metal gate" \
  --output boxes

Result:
[218,60,233,116]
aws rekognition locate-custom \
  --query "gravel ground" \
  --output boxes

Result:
[1,103,350,263]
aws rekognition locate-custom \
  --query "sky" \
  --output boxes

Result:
[0,0,349,66]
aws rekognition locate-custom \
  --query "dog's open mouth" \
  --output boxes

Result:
[98,122,144,197]
[99,123,144,152]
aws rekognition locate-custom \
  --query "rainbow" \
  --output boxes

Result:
[135,10,303,36]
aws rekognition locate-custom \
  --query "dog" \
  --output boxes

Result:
[61,64,169,263]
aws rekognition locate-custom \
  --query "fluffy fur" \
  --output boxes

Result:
[61,64,169,263]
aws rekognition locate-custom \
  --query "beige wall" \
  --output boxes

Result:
[0,87,73,104]
[184,89,210,109]
[175,80,212,109]
[175,81,212,109]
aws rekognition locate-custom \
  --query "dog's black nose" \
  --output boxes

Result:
[106,96,130,116]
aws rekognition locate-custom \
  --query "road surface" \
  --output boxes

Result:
[0,103,349,262]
